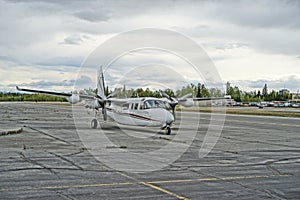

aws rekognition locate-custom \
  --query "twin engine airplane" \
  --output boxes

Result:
[17,67,230,135]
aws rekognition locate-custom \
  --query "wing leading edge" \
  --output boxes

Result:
[16,86,72,97]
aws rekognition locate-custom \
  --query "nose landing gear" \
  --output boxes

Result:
[161,124,171,135]
[165,126,171,135]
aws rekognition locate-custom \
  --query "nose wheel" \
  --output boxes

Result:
[165,126,171,135]
[162,123,172,135]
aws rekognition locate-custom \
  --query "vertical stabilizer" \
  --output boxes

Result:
[97,66,106,100]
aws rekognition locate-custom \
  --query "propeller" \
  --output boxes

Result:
[159,90,194,121]
[107,88,121,99]
[159,90,178,120]
[95,88,122,120]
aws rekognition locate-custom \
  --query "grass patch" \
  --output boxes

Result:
[0,128,23,136]
[79,147,88,152]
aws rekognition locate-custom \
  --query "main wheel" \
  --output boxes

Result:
[166,127,171,135]
[91,119,98,129]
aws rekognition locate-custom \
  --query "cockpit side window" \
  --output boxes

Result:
[121,103,129,110]
[144,100,165,109]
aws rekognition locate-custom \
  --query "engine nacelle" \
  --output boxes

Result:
[84,100,100,109]
[67,94,80,104]
[180,99,194,107]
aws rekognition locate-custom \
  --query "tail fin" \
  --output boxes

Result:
[97,66,106,100]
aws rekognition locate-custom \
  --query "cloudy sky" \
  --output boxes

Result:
[0,0,300,93]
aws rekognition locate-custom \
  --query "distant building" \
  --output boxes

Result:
[279,89,290,95]
[291,93,300,102]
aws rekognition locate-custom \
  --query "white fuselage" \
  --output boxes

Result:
[105,98,174,127]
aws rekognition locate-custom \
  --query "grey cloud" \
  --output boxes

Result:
[0,55,20,64]
[35,56,84,68]
[4,0,110,22]
[75,75,95,87]
[12,75,94,89]
[233,75,300,92]
[104,64,193,91]
[175,1,300,56]
[199,0,300,30]
[74,10,110,22]
[211,42,249,51]
[61,35,83,45]
[4,0,300,29]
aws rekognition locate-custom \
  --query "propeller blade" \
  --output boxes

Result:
[159,89,170,99]
[159,90,178,103]
[107,89,121,99]
[178,93,193,100]
[171,106,176,121]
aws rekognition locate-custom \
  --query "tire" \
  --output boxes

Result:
[166,127,171,135]
[91,119,98,129]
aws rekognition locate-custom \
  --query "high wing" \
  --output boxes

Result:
[192,96,231,101]
[160,90,231,107]
[16,86,72,97]
[16,86,95,103]
[179,96,231,107]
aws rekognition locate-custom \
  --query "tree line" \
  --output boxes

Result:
[226,82,292,102]
[0,92,67,102]
[112,83,223,99]
[0,82,293,102]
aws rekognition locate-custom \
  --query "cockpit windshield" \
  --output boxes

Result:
[144,100,166,109]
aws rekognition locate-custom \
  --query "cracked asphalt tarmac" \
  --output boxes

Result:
[0,102,299,199]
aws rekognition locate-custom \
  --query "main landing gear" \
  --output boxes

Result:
[91,109,98,129]
[91,119,98,129]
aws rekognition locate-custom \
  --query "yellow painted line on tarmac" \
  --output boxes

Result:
[115,171,190,200]
[0,174,289,193]
[148,174,289,184]
[141,182,190,200]
[0,182,136,191]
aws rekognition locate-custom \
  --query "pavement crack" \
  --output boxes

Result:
[56,191,77,200]
[63,150,84,157]
[265,160,282,175]
[265,157,300,176]
[19,152,57,175]
[189,170,286,200]
[47,151,84,171]
[0,167,45,173]
[222,136,300,149]
[24,126,77,147]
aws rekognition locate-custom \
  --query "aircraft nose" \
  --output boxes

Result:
[166,111,174,124]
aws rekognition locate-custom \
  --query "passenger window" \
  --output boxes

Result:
[134,103,139,110]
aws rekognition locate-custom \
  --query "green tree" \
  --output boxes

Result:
[196,83,201,98]
[262,84,268,99]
